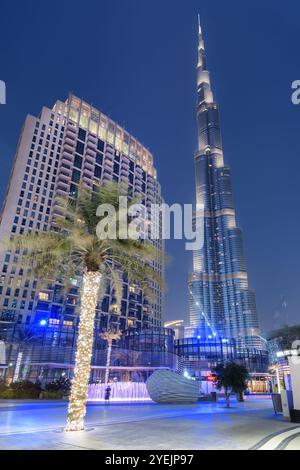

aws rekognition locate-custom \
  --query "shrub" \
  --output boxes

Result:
[9,380,42,398]
[42,391,64,400]
[0,379,70,399]
[0,379,8,392]
[44,377,71,395]
[0,389,15,399]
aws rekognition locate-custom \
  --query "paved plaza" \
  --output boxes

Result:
[0,397,299,450]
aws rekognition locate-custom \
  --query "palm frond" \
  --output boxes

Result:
[5,181,165,322]
[105,263,123,314]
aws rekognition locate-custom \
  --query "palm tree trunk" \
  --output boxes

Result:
[105,340,112,385]
[65,271,101,432]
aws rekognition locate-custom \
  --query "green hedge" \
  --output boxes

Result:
[0,389,40,399]
[42,391,64,400]
[0,379,69,399]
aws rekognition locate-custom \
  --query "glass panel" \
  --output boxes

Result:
[79,114,88,129]
[79,105,90,130]
[115,126,123,151]
[107,121,115,145]
[89,120,98,136]
[69,109,78,123]
[91,107,100,123]
[98,114,107,141]
[123,132,129,155]
[136,143,142,165]
[129,138,136,159]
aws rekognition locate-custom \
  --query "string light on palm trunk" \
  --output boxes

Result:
[65,271,101,432]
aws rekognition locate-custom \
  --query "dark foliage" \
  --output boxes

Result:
[45,377,71,394]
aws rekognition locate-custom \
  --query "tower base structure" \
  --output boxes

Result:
[174,334,270,393]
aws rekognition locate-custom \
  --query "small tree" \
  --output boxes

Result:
[101,330,122,385]
[213,362,249,408]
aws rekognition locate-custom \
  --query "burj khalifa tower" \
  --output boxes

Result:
[188,18,263,352]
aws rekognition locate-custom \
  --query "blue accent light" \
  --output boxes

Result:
[39,319,47,326]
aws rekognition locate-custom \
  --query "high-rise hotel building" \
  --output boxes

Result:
[0,95,163,331]
[189,21,263,351]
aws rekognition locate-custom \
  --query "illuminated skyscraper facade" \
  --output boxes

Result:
[0,95,163,331]
[189,20,262,350]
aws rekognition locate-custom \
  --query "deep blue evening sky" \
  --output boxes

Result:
[0,0,300,332]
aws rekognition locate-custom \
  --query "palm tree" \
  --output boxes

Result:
[101,329,122,385]
[11,325,37,382]
[9,182,162,431]
[213,362,249,408]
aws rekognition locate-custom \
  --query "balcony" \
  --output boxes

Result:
[135,166,143,176]
[120,166,129,176]
[87,133,97,143]
[61,151,73,163]
[57,173,69,184]
[82,175,93,187]
[64,136,75,147]
[104,157,114,167]
[135,179,143,188]
[84,160,94,172]
[66,124,77,136]
[63,141,75,153]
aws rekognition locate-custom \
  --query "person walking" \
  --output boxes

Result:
[105,385,111,403]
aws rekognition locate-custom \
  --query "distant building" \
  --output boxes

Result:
[267,325,300,365]
[164,320,185,339]
[267,325,300,396]
[0,95,163,331]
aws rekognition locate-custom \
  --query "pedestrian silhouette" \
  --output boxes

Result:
[105,385,111,402]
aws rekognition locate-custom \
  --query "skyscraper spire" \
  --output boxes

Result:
[196,19,214,141]
[189,19,264,353]
[198,14,202,36]
[197,15,206,71]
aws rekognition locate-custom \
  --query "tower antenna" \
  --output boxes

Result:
[198,14,202,35]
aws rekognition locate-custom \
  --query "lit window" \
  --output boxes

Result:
[38,292,49,301]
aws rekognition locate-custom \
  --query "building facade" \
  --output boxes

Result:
[189,20,263,351]
[0,324,177,384]
[0,95,163,332]
[164,320,185,340]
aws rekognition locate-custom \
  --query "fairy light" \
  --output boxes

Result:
[65,272,101,432]
[101,330,122,385]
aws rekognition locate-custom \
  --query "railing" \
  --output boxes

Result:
[2,342,180,371]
